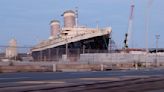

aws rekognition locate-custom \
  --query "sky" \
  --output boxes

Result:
[0,0,164,49]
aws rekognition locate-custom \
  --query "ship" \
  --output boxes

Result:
[31,10,112,61]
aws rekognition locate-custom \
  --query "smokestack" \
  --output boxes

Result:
[50,19,60,38]
[62,10,75,28]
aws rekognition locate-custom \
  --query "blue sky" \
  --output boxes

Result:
[0,0,163,48]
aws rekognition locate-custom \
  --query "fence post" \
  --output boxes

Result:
[53,64,57,72]
[100,64,104,71]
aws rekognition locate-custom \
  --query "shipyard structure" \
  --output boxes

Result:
[31,10,112,61]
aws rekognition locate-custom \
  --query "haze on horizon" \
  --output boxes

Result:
[0,0,163,49]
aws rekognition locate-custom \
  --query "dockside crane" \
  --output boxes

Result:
[124,0,135,49]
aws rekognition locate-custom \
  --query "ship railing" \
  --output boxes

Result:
[32,27,111,50]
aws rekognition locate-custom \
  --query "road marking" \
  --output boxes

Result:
[19,80,65,84]
[0,77,30,80]
[80,77,121,81]
[69,72,95,75]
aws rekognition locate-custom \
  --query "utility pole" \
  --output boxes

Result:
[75,7,78,27]
[75,7,79,35]
[109,34,112,53]
[65,36,68,60]
[156,35,160,54]
[145,0,154,53]
[155,34,160,67]
[66,42,68,59]
[145,0,154,67]
[96,20,99,29]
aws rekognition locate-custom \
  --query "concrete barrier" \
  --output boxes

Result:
[55,64,102,72]
[0,65,52,73]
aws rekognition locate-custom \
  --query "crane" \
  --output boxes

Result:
[124,0,135,49]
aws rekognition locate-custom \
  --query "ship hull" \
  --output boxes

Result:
[32,35,109,61]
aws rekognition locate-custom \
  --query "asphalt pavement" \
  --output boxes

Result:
[0,69,164,92]
[0,69,164,83]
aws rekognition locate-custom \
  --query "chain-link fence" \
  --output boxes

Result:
[78,53,164,68]
[1,46,164,68]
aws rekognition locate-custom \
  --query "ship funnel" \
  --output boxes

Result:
[50,19,60,38]
[62,10,75,28]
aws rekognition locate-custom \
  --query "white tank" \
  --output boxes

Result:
[50,20,60,38]
[5,38,17,58]
[63,10,75,28]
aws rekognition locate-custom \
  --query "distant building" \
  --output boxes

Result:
[5,38,18,58]
[0,53,5,61]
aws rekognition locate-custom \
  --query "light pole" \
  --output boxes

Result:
[155,34,160,67]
